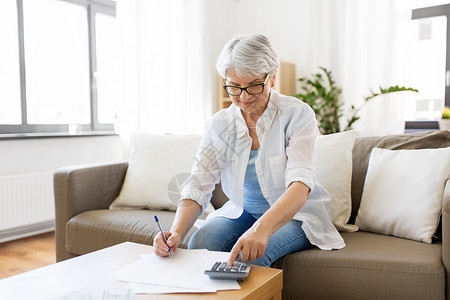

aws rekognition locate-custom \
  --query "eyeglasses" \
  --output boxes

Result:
[223,75,269,96]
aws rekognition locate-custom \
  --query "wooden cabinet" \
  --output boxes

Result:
[218,61,296,110]
[218,76,232,109]
[275,61,296,97]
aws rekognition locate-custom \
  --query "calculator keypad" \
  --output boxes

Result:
[205,261,251,281]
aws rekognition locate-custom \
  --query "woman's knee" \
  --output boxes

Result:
[188,215,254,252]
[188,226,217,250]
[249,221,313,267]
[188,222,230,251]
[248,252,273,267]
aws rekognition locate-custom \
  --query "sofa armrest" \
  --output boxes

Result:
[53,161,128,261]
[442,178,450,300]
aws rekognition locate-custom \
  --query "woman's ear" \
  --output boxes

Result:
[270,70,278,88]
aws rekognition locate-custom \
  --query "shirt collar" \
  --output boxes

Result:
[259,90,278,130]
[232,105,248,138]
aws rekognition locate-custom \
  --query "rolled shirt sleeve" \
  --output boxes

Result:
[285,105,319,192]
[179,121,221,215]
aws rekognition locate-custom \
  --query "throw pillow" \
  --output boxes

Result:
[355,147,450,243]
[316,131,359,232]
[110,134,215,214]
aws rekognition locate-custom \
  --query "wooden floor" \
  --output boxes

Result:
[0,231,56,279]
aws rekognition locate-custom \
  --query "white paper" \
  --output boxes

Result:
[126,282,216,294]
[109,248,240,294]
[127,279,240,294]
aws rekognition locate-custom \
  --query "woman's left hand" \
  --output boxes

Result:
[227,226,271,265]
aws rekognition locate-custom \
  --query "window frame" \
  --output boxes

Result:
[0,0,116,135]
[406,4,450,132]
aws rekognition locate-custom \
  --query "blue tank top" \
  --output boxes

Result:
[243,149,271,218]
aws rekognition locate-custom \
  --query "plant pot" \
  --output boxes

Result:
[439,119,450,130]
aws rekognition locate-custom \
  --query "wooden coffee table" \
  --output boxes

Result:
[0,242,283,300]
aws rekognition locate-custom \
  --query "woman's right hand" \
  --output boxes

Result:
[153,199,202,257]
[153,231,181,257]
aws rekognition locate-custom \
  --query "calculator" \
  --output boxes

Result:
[204,261,251,281]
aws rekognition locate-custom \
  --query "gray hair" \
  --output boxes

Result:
[216,34,280,79]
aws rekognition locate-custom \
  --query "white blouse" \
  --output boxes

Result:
[180,90,345,250]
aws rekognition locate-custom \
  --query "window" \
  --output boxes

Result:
[0,1,21,125]
[95,12,120,124]
[405,16,446,121]
[0,0,117,135]
[405,4,450,131]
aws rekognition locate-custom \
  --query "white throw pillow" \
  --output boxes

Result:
[110,134,215,214]
[355,147,450,243]
[316,131,359,232]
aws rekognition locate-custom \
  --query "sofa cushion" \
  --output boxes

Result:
[210,182,229,210]
[273,231,444,300]
[316,130,358,232]
[109,133,215,214]
[350,130,450,223]
[66,210,198,256]
[355,147,450,243]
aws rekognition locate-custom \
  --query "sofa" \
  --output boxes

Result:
[54,130,450,300]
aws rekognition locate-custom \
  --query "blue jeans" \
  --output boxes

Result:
[188,210,314,267]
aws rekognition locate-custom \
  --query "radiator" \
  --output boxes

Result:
[0,171,55,243]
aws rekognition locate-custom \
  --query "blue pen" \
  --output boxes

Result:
[154,215,173,257]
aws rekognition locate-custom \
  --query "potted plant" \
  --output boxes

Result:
[439,106,450,130]
[295,67,343,134]
[294,67,418,135]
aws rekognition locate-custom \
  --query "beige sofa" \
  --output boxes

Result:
[54,130,450,300]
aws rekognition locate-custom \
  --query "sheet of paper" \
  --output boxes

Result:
[127,279,240,294]
[126,282,216,294]
[110,248,238,292]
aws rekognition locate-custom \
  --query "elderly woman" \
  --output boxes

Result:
[154,34,345,267]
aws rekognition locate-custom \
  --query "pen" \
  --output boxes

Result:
[154,215,173,257]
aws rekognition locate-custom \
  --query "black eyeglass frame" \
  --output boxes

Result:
[223,75,269,96]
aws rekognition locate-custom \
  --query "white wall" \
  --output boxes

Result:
[202,0,239,112]
[232,0,359,91]
[235,0,311,80]
[0,135,124,240]
[0,136,124,177]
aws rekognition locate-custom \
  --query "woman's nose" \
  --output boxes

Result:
[240,90,251,100]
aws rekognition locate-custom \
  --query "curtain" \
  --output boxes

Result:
[304,0,414,136]
[340,0,410,136]
[116,0,212,136]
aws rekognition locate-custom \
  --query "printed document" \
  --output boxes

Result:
[109,248,241,294]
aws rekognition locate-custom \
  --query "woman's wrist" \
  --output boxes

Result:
[168,228,182,240]
[252,218,275,237]
[169,199,202,240]
[255,182,308,236]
